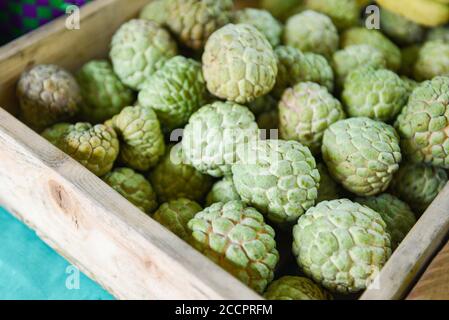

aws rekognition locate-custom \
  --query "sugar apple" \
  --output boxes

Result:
[356,194,416,250]
[139,0,169,25]
[395,77,449,169]
[342,66,409,122]
[414,41,449,81]
[265,276,330,300]
[138,56,209,131]
[284,10,339,60]
[247,95,278,116]
[188,201,279,293]
[108,106,165,171]
[232,139,320,225]
[260,0,303,21]
[233,8,283,48]
[202,24,278,104]
[389,163,448,214]
[45,122,119,176]
[322,117,402,196]
[293,199,392,293]
[257,109,279,132]
[153,198,202,241]
[332,45,387,87]
[205,176,241,207]
[341,27,402,72]
[380,9,425,46]
[165,0,233,50]
[77,60,135,124]
[273,46,334,97]
[41,123,71,146]
[316,163,341,203]
[400,45,421,78]
[110,19,177,91]
[149,144,213,203]
[182,101,259,177]
[427,27,449,43]
[103,168,158,214]
[302,0,360,30]
[17,64,80,131]
[279,82,345,155]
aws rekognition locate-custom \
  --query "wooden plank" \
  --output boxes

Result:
[407,240,449,300]
[361,183,449,300]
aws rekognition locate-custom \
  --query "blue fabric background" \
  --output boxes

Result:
[0,207,114,300]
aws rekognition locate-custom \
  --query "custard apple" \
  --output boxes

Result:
[264,276,330,300]
[284,10,339,60]
[232,139,320,225]
[188,201,279,293]
[332,45,387,87]
[322,117,402,196]
[41,123,71,146]
[205,176,241,207]
[17,64,80,131]
[293,199,392,293]
[165,0,233,50]
[316,163,341,203]
[341,27,402,71]
[110,19,177,90]
[202,24,278,104]
[153,198,202,241]
[233,8,283,48]
[380,9,425,46]
[279,82,345,155]
[77,60,135,124]
[389,163,448,214]
[301,0,360,30]
[139,0,169,25]
[414,41,449,81]
[138,56,209,131]
[103,168,158,214]
[108,106,165,171]
[273,46,334,97]
[400,45,421,78]
[149,144,213,203]
[45,122,119,176]
[182,101,259,177]
[342,66,409,122]
[395,77,449,169]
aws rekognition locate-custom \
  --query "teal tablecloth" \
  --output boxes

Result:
[0,207,114,300]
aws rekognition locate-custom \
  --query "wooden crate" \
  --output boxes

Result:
[0,0,448,300]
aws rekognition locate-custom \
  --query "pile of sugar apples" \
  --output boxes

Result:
[16,0,449,299]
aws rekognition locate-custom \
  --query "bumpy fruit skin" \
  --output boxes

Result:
[138,56,209,131]
[293,199,392,293]
[149,144,213,203]
[109,106,165,171]
[165,0,233,50]
[341,27,402,72]
[50,122,119,176]
[264,276,330,300]
[284,11,339,60]
[279,82,345,155]
[188,201,279,293]
[316,163,340,203]
[260,0,302,21]
[389,163,448,214]
[302,0,360,30]
[400,45,421,78]
[17,64,80,131]
[233,8,283,48]
[153,198,202,241]
[322,117,402,196]
[342,66,408,122]
[182,101,259,177]
[206,176,241,207]
[110,19,177,90]
[332,45,387,87]
[139,0,169,25]
[103,168,158,214]
[77,60,135,124]
[380,9,425,46]
[274,46,334,97]
[247,95,277,116]
[232,139,320,225]
[202,24,278,104]
[41,123,71,146]
[427,27,449,43]
[414,41,449,81]
[356,194,416,249]
[395,77,449,169]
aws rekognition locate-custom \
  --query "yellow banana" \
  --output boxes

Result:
[376,0,449,26]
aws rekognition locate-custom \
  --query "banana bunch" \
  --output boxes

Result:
[376,0,449,26]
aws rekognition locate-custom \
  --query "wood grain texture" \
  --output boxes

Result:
[407,240,449,300]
